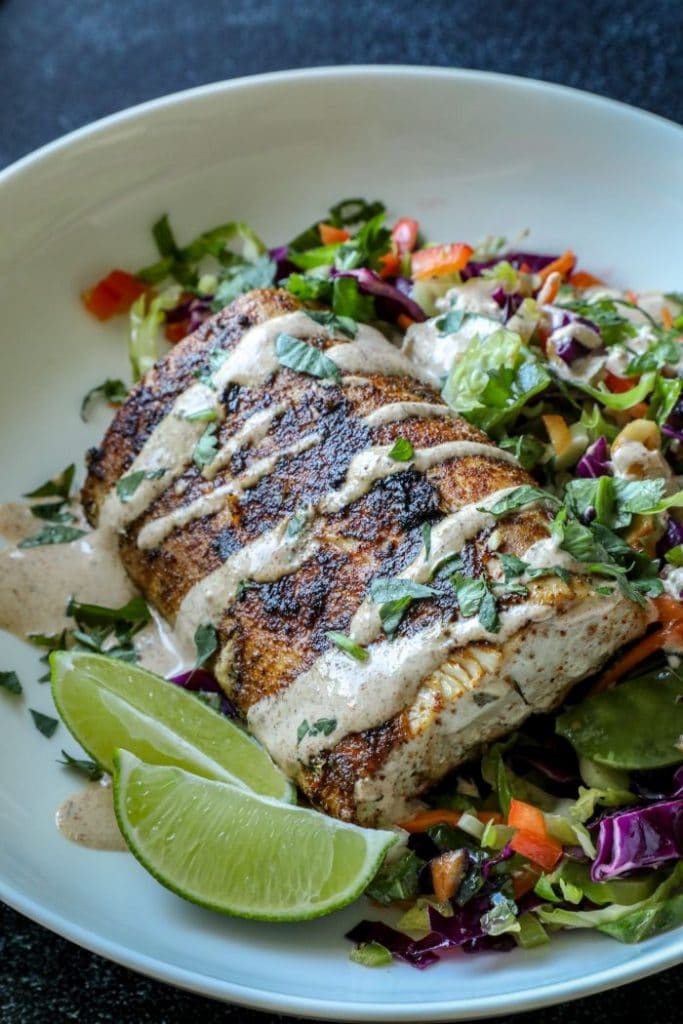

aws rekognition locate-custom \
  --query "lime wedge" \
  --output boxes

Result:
[51,651,294,802]
[113,750,397,920]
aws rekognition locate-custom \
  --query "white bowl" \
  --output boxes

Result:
[0,66,681,1020]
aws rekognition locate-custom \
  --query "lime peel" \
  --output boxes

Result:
[113,750,398,921]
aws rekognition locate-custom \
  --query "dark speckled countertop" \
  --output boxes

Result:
[1,0,682,1020]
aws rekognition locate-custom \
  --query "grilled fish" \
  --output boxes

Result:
[83,289,648,824]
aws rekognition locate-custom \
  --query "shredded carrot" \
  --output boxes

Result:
[430,851,467,903]
[569,270,604,289]
[520,261,532,274]
[318,223,350,245]
[589,596,683,695]
[537,250,576,283]
[398,808,462,833]
[537,271,561,305]
[164,320,190,344]
[626,290,638,304]
[662,307,674,331]
[542,414,572,457]
[397,313,416,331]
[378,251,401,279]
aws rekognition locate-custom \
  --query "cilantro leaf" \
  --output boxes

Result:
[484,485,558,519]
[305,310,358,339]
[331,276,375,322]
[650,375,682,427]
[275,333,341,382]
[30,709,59,738]
[369,579,437,603]
[450,573,500,632]
[211,255,276,311]
[627,334,681,375]
[421,522,432,560]
[327,632,369,662]
[194,623,218,668]
[193,423,219,470]
[564,477,667,530]
[435,309,467,334]
[80,379,128,421]
[30,502,74,524]
[558,298,637,348]
[183,406,218,423]
[282,273,333,304]
[327,197,385,228]
[297,715,339,744]
[388,438,414,461]
[18,525,86,549]
[378,596,413,634]
[23,464,75,501]
[0,670,22,695]
[67,596,151,629]
[349,942,393,968]
[58,750,103,781]
[499,433,546,470]
[116,467,167,503]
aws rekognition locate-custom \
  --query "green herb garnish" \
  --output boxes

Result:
[388,438,414,462]
[275,333,341,382]
[30,709,59,738]
[193,423,219,470]
[327,632,369,662]
[193,623,218,668]
[80,379,128,421]
[116,467,167,503]
[58,750,103,781]
[0,670,22,695]
[18,525,86,549]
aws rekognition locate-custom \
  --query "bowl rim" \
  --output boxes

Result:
[1,64,681,1020]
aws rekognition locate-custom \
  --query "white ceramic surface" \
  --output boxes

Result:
[0,67,682,1020]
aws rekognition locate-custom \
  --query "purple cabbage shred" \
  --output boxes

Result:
[333,268,426,323]
[576,436,612,479]
[591,799,683,881]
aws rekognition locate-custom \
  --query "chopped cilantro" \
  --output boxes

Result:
[116,467,167,503]
[80,379,128,421]
[379,596,413,634]
[627,334,681,375]
[30,501,74,524]
[421,522,432,560]
[193,423,219,470]
[435,309,467,334]
[0,670,22,695]
[211,255,276,311]
[369,579,437,603]
[18,525,86,549]
[484,485,557,519]
[30,709,59,738]
[296,716,338,744]
[183,407,218,423]
[327,632,369,662]
[305,310,358,339]
[388,438,414,462]
[194,623,218,669]
[66,596,151,629]
[275,333,341,382]
[451,573,500,632]
[58,750,103,781]
[23,464,75,501]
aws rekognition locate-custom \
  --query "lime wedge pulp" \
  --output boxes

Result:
[50,650,294,802]
[114,750,398,921]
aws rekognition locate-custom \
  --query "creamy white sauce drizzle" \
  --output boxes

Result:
[55,777,126,851]
[348,486,518,645]
[361,401,455,428]
[202,403,288,481]
[248,596,556,776]
[319,440,516,515]
[175,516,318,648]
[137,432,321,550]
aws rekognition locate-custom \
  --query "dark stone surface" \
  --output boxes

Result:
[1,0,681,1020]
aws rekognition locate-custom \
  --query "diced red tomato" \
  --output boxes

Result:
[391,217,419,255]
[411,243,474,280]
[164,320,190,343]
[318,223,351,245]
[604,370,639,394]
[82,269,148,321]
